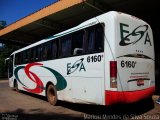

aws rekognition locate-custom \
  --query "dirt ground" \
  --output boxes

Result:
[0,80,160,120]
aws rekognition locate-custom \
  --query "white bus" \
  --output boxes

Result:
[8,11,155,106]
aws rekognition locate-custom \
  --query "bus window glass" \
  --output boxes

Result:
[60,35,71,57]
[15,53,19,65]
[95,25,104,52]
[18,53,21,65]
[23,51,27,64]
[22,51,25,64]
[42,44,47,61]
[26,49,30,63]
[87,29,95,53]
[30,48,34,62]
[37,45,42,61]
[72,31,84,55]
[52,41,58,59]
[33,47,38,62]
[20,52,22,64]
[47,41,52,60]
[20,52,23,64]
[42,42,52,61]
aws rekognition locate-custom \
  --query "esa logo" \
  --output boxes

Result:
[67,58,86,75]
[119,23,152,46]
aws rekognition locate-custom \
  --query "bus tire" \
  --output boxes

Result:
[14,80,19,92]
[47,84,57,105]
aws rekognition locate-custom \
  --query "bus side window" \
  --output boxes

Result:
[86,24,104,54]
[42,43,48,61]
[22,51,25,64]
[60,35,72,58]
[86,28,95,53]
[23,49,30,64]
[52,40,58,59]
[34,47,38,62]
[26,49,31,63]
[32,47,37,62]
[30,48,34,62]
[72,31,84,55]
[37,45,42,62]
[23,51,27,64]
[20,52,23,64]
[95,25,104,52]
[17,53,21,65]
[42,42,52,61]
[47,41,52,60]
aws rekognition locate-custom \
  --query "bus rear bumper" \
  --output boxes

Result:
[105,86,155,105]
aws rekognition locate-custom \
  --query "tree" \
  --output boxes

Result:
[0,44,15,78]
[0,20,7,29]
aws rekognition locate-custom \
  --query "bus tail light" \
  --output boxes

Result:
[110,61,117,88]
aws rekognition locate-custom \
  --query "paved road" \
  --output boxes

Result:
[0,80,160,120]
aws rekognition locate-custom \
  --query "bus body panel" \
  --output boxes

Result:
[104,12,155,105]
[102,12,117,93]
[115,13,155,91]
[13,53,104,105]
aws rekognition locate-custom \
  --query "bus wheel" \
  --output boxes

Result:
[14,80,19,92]
[47,84,57,105]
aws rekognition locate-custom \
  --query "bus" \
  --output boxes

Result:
[7,11,155,106]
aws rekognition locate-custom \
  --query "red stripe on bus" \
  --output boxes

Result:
[23,63,44,93]
[105,86,155,105]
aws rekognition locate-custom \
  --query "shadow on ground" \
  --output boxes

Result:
[5,90,155,120]
[57,97,154,116]
[0,110,82,120]
[0,78,8,80]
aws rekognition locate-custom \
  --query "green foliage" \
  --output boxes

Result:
[0,20,7,29]
[0,44,14,78]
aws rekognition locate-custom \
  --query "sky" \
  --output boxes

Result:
[0,0,58,26]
